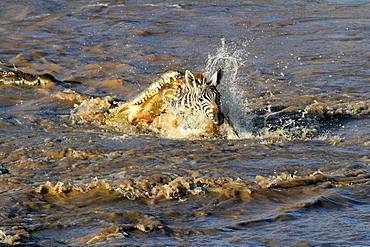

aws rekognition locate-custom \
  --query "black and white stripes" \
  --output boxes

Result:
[176,70,224,125]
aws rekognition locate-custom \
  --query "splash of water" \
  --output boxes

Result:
[205,39,255,136]
[203,40,353,143]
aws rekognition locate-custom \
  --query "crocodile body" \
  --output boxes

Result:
[0,69,56,86]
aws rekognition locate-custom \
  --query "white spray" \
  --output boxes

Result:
[205,39,255,136]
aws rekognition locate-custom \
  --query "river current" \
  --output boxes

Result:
[0,1,369,246]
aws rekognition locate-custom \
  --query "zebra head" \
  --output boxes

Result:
[182,69,224,125]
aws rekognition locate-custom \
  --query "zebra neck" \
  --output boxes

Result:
[175,84,198,110]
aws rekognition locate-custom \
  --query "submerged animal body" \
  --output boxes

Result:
[110,69,224,128]
[0,65,230,137]
[0,69,55,86]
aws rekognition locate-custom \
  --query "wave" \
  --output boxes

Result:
[34,170,368,202]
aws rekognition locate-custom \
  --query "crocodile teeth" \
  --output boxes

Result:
[129,71,182,105]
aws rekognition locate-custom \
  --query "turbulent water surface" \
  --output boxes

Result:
[0,0,369,246]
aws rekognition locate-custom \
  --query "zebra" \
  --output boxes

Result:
[111,69,225,126]
[176,69,224,125]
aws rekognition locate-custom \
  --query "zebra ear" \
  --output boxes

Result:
[208,69,223,87]
[185,70,198,88]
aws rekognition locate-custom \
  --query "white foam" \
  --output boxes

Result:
[205,38,255,136]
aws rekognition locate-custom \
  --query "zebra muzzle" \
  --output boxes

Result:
[210,111,224,125]
[208,105,224,125]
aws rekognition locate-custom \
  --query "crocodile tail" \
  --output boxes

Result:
[129,71,181,105]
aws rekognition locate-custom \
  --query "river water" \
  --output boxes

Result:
[0,0,369,246]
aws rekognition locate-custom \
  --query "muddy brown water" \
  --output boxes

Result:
[0,1,369,246]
